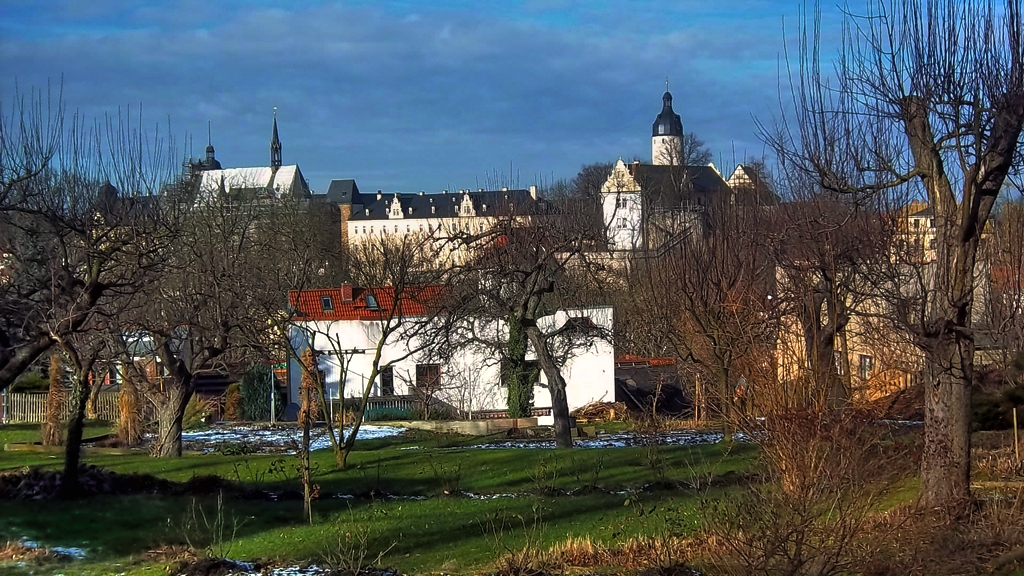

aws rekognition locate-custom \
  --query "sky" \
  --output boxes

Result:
[0,0,840,194]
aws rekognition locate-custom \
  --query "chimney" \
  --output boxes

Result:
[529,185,538,200]
[340,283,353,303]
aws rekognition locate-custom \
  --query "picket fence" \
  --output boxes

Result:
[1,391,120,424]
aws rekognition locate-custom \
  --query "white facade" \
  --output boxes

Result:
[652,134,682,166]
[287,307,615,419]
[600,159,644,251]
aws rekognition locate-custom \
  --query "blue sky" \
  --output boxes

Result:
[0,0,836,194]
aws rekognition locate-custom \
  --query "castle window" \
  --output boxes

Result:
[858,355,873,379]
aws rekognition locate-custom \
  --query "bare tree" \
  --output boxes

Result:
[765,0,1024,506]
[0,86,178,390]
[432,200,612,448]
[769,191,892,410]
[629,203,774,436]
[289,232,445,468]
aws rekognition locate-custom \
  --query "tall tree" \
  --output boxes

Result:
[766,0,1024,506]
[434,202,611,448]
[0,86,178,390]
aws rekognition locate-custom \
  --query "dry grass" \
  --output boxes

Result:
[495,534,715,575]
[0,541,73,566]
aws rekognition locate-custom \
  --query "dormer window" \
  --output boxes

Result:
[321,296,334,312]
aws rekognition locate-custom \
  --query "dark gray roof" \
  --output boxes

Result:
[629,163,731,208]
[314,179,360,204]
[652,91,683,137]
[348,189,547,221]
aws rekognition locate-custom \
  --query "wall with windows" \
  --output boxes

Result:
[287,307,615,419]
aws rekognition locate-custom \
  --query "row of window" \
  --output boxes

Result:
[833,351,874,379]
[377,363,441,396]
[352,222,489,235]
[374,361,540,396]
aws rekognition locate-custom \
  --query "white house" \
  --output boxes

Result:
[286,285,615,423]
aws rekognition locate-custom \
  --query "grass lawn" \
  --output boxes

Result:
[0,422,759,575]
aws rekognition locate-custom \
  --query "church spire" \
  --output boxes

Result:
[270,106,282,169]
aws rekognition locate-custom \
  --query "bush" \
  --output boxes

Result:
[239,365,275,421]
[10,371,48,392]
[703,411,917,576]
[183,394,216,430]
[365,407,412,422]
[224,383,242,421]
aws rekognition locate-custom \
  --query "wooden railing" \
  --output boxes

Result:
[1,391,120,424]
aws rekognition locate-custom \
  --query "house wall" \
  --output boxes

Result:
[287,307,615,417]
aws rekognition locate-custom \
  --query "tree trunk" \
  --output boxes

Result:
[921,334,973,506]
[716,367,734,443]
[61,373,92,498]
[525,326,573,449]
[153,386,190,458]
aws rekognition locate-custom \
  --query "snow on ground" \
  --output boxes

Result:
[472,430,751,449]
[19,539,87,559]
[178,423,404,454]
[165,422,752,455]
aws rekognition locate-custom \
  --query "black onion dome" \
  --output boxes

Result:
[652,91,683,137]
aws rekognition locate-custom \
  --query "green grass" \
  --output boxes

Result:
[0,423,758,575]
[0,421,114,448]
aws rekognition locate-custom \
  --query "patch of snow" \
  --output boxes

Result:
[19,539,87,560]
[174,423,403,454]
[469,430,751,450]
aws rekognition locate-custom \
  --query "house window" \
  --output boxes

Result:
[929,238,936,249]
[618,218,628,228]
[834,350,845,375]
[930,218,935,228]
[416,364,441,390]
[858,354,873,379]
[380,365,394,396]
[365,293,379,310]
[320,296,334,312]
[913,219,920,229]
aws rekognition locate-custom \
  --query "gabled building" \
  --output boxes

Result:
[286,284,615,422]
[600,89,772,253]
[187,113,311,203]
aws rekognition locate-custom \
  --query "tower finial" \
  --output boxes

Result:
[208,120,212,146]
[665,76,669,92]
[270,107,282,169]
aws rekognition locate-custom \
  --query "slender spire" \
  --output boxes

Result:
[270,106,282,169]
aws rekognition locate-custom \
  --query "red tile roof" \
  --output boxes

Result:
[615,355,676,367]
[289,284,445,321]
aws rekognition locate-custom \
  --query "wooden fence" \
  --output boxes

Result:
[1,391,120,424]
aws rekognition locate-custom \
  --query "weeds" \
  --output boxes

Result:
[320,507,396,575]
[175,492,246,560]
[424,454,463,495]
[569,454,605,492]
[480,505,556,576]
[528,453,562,495]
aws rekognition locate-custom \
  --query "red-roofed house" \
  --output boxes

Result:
[286,284,615,421]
